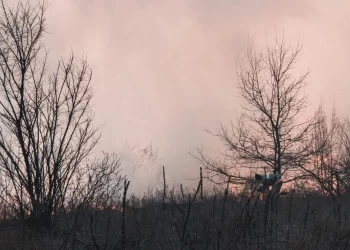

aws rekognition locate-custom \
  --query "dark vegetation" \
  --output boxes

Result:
[0,0,350,249]
[2,170,350,250]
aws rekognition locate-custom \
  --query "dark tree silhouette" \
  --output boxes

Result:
[301,108,350,196]
[194,38,323,190]
[0,0,123,232]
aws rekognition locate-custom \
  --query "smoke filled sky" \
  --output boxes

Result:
[25,0,350,193]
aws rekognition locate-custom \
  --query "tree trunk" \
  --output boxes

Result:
[27,202,52,234]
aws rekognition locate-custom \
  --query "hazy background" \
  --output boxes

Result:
[21,0,350,194]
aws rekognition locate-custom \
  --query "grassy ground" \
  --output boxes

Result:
[1,186,350,250]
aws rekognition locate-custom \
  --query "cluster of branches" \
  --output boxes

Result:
[0,0,125,232]
[193,37,350,196]
[298,108,350,196]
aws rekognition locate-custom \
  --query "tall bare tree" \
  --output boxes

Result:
[0,0,122,231]
[194,38,322,188]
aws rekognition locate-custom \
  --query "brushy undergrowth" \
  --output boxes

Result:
[1,184,350,250]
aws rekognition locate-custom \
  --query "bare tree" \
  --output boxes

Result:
[193,37,322,189]
[0,0,121,231]
[301,108,350,196]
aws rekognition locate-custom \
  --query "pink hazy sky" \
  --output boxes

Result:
[23,0,350,194]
